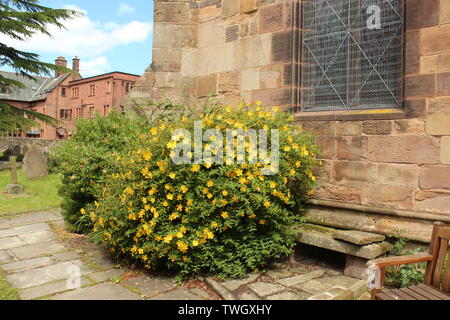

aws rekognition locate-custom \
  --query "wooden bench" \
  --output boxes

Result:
[368,222,450,300]
[295,223,392,279]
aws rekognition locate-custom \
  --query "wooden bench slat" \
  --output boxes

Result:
[401,288,429,300]
[417,284,450,300]
[390,289,417,300]
[409,286,444,300]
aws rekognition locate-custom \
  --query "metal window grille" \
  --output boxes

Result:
[301,0,404,111]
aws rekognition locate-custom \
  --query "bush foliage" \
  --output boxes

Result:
[54,111,147,232]
[56,103,319,279]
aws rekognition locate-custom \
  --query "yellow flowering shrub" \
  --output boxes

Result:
[86,103,319,279]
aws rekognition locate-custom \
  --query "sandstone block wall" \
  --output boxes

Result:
[126,0,450,218]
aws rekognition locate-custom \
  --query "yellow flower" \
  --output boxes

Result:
[192,164,200,172]
[259,220,266,225]
[150,127,158,135]
[162,201,169,207]
[163,235,173,243]
[142,151,152,161]
[249,213,256,219]
[169,213,179,221]
[221,212,229,219]
[124,187,134,195]
[176,232,184,239]
[138,248,144,255]
[222,190,228,196]
[167,141,177,149]
[169,172,176,179]
[207,180,214,187]
[167,194,174,200]
[192,240,199,247]
[211,221,218,228]
[186,199,193,206]
[80,208,87,215]
[177,241,188,253]
[180,185,188,193]
[290,169,296,176]
[264,201,271,208]
[270,181,277,189]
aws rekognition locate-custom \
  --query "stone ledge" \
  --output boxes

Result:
[295,224,392,260]
[333,230,385,245]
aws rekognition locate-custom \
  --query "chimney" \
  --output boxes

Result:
[72,56,80,74]
[55,56,67,77]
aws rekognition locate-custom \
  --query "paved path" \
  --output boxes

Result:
[0,211,370,300]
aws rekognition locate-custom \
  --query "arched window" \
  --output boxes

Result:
[301,0,404,111]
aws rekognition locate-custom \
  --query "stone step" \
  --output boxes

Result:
[294,223,392,260]
[333,230,385,245]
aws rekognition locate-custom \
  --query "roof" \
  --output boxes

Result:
[0,71,68,102]
[69,71,139,84]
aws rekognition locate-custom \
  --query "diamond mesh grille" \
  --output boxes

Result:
[301,0,404,111]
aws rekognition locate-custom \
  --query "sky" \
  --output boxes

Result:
[0,0,154,77]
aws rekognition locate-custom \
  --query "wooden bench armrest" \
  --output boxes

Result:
[368,254,433,268]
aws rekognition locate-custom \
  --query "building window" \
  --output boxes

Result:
[89,84,96,96]
[88,105,95,118]
[0,85,11,94]
[61,88,67,97]
[301,0,404,111]
[106,81,111,93]
[72,87,79,98]
[103,105,110,116]
[59,109,72,120]
[124,82,131,93]
[76,107,83,118]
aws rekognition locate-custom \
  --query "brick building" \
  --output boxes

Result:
[124,0,450,242]
[1,56,139,139]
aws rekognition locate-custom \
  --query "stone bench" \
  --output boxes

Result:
[294,223,392,280]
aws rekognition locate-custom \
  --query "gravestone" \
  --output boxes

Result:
[4,156,23,194]
[23,145,48,180]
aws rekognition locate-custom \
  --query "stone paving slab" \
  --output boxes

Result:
[51,283,140,300]
[0,219,12,230]
[0,236,27,250]
[53,251,81,262]
[277,270,325,287]
[88,269,125,283]
[0,223,50,238]
[18,230,56,245]
[6,260,92,289]
[266,290,310,300]
[248,282,285,297]
[20,277,92,300]
[1,257,54,273]
[10,241,66,260]
[0,250,13,264]
[148,288,202,300]
[220,274,259,291]
[8,211,61,227]
[122,276,177,298]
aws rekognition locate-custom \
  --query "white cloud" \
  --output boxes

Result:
[117,3,135,16]
[80,57,111,77]
[0,4,152,59]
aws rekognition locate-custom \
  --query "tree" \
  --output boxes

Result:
[0,0,79,133]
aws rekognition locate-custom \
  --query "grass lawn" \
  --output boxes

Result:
[0,270,19,300]
[0,168,61,214]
